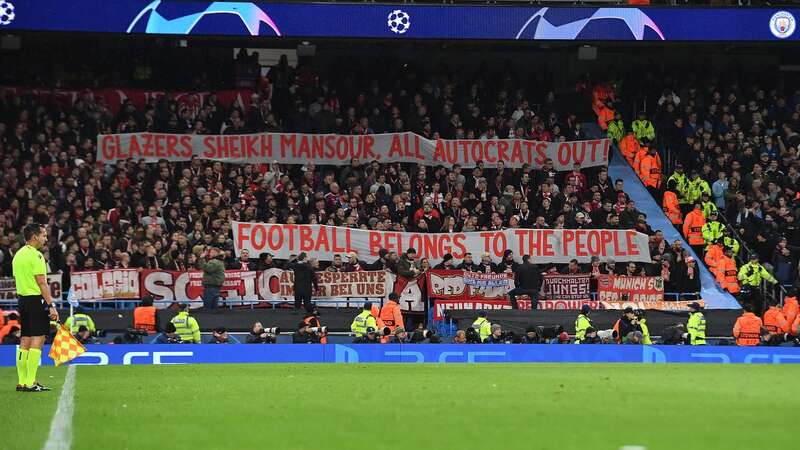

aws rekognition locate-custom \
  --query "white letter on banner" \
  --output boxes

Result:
[153,351,194,365]
[123,351,150,365]
[71,352,109,365]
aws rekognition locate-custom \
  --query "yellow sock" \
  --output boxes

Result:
[25,348,41,387]
[16,348,28,386]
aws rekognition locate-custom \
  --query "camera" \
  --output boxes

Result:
[375,326,392,336]
[123,328,149,344]
[309,326,327,334]
[464,327,482,343]
[536,325,564,340]
[264,327,281,335]
[410,328,440,343]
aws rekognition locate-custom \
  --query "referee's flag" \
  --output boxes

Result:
[49,325,86,366]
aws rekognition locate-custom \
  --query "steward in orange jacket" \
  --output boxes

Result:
[303,309,327,344]
[662,181,682,225]
[714,248,739,294]
[378,293,405,343]
[733,306,763,346]
[783,290,798,329]
[0,314,20,343]
[682,203,706,247]
[597,101,615,131]
[763,302,789,335]
[638,147,662,189]
[133,296,158,334]
[704,242,724,277]
[619,133,640,167]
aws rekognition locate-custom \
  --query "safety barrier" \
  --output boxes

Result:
[3,344,800,366]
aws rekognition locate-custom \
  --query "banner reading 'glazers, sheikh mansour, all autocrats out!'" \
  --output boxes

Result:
[96,131,609,170]
[232,223,651,265]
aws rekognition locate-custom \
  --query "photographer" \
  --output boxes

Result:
[353,326,380,343]
[453,330,467,344]
[75,326,96,345]
[155,323,183,344]
[484,324,506,344]
[303,308,327,344]
[246,322,278,344]
[292,321,320,344]
[581,327,602,344]
[207,327,238,344]
[521,326,542,344]
[389,327,409,344]
[612,307,642,344]
[410,325,440,343]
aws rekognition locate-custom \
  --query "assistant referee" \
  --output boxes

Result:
[13,223,58,392]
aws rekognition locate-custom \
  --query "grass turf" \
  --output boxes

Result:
[2,363,799,450]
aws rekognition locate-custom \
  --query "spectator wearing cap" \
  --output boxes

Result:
[396,248,419,279]
[196,246,226,311]
[352,326,380,344]
[288,252,319,313]
[433,253,455,270]
[343,251,364,272]
[520,326,541,344]
[207,327,239,344]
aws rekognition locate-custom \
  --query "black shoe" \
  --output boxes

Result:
[33,382,51,391]
[16,384,26,392]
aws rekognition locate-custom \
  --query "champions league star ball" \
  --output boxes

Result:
[387,10,410,34]
[0,1,15,26]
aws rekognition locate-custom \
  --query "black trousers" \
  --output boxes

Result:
[507,288,539,310]
[294,291,312,311]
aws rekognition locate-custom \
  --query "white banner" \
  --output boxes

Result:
[232,222,651,265]
[97,131,609,170]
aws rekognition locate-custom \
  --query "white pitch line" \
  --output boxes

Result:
[43,364,77,450]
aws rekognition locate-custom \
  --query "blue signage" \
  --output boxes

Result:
[0,1,798,41]
[3,344,800,366]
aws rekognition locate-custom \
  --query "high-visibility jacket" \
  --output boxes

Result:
[687,312,706,345]
[701,221,725,245]
[792,313,800,336]
[65,313,96,334]
[714,254,740,294]
[350,310,377,337]
[737,262,777,288]
[763,306,789,334]
[640,318,652,345]
[597,105,614,131]
[634,147,649,175]
[303,315,327,344]
[133,306,157,334]
[722,236,740,257]
[574,314,592,344]
[667,172,689,203]
[632,119,655,142]
[733,312,763,346]
[378,300,404,343]
[472,317,492,343]
[782,296,798,328]
[639,153,662,188]
[170,311,200,343]
[662,191,682,224]
[704,244,724,276]
[683,210,706,246]
[687,178,711,204]
[607,119,625,143]
[619,134,640,166]
[701,201,718,219]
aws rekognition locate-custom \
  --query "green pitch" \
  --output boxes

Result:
[2,363,798,450]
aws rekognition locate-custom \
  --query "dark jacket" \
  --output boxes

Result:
[352,336,380,344]
[288,260,318,295]
[292,331,319,343]
[198,256,225,287]
[396,255,417,278]
[616,317,642,341]
[514,262,541,290]
[457,262,480,272]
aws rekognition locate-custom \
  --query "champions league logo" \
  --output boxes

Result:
[515,8,664,41]
[387,9,411,34]
[0,1,14,26]
[769,11,796,39]
[127,0,281,36]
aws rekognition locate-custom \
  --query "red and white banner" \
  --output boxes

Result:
[69,268,426,312]
[1,86,254,115]
[539,274,591,301]
[233,223,651,265]
[597,275,664,302]
[433,299,521,321]
[0,274,63,301]
[96,131,609,170]
[600,300,704,311]
[427,270,514,301]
